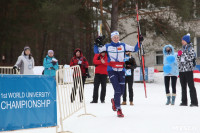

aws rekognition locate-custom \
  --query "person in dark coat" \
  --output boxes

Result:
[121,51,136,106]
[90,52,108,103]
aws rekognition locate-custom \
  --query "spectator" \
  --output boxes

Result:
[43,50,59,78]
[90,51,108,103]
[121,51,136,106]
[177,33,198,107]
[70,48,89,102]
[13,46,34,74]
[163,44,178,105]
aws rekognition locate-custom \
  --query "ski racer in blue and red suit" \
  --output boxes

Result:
[94,31,139,117]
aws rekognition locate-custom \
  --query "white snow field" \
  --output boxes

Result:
[2,72,200,133]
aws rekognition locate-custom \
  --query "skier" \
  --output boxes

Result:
[90,51,108,103]
[94,31,140,117]
[163,45,178,105]
[13,46,34,74]
[121,51,137,106]
[177,33,198,107]
[43,50,59,78]
[70,48,90,102]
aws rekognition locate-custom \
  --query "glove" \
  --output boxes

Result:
[95,35,105,47]
[13,66,17,69]
[178,50,182,56]
[139,34,144,43]
[52,62,57,65]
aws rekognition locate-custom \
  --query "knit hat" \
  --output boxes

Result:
[24,46,30,51]
[111,31,119,38]
[182,33,190,44]
[48,50,54,54]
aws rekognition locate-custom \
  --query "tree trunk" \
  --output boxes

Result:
[111,0,119,32]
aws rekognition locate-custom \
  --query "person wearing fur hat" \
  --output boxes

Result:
[163,45,178,105]
[94,31,140,117]
[121,51,137,106]
[177,33,198,107]
[13,46,34,74]
[43,50,59,78]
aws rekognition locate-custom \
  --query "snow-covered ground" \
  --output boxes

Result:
[2,72,200,133]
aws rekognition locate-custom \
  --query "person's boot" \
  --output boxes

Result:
[90,101,97,103]
[166,93,171,105]
[190,103,198,107]
[180,103,188,106]
[130,101,134,106]
[121,101,126,105]
[171,94,176,105]
[111,98,116,111]
[117,109,124,117]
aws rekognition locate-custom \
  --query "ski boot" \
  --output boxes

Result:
[111,98,116,111]
[117,109,124,117]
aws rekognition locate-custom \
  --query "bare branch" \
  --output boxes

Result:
[120,31,137,41]
[85,0,111,13]
[118,10,168,20]
[118,0,126,6]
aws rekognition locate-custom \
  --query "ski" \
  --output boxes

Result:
[136,4,147,98]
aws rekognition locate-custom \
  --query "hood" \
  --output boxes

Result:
[73,48,83,57]
[163,44,175,56]
[183,43,192,49]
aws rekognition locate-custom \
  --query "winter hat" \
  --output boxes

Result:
[111,31,119,38]
[48,50,54,54]
[182,33,190,44]
[24,46,30,51]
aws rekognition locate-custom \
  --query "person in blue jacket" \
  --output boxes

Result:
[43,50,59,78]
[94,31,140,117]
[163,45,179,105]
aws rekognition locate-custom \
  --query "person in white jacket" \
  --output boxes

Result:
[13,46,34,74]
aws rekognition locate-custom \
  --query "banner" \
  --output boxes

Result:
[134,67,154,82]
[0,75,57,132]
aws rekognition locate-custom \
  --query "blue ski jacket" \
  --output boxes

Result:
[43,55,59,77]
[163,45,179,76]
